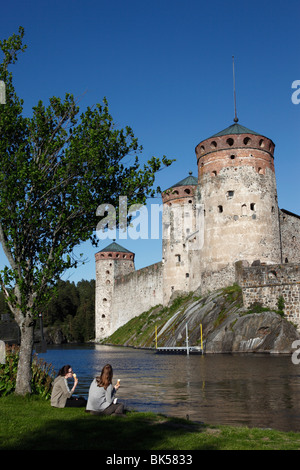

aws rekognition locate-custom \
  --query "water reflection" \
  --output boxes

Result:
[37,344,300,432]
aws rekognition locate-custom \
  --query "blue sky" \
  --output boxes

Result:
[0,0,299,284]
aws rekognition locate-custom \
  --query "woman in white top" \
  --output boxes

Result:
[86,364,124,415]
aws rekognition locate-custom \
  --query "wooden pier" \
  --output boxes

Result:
[155,323,204,355]
[156,346,203,355]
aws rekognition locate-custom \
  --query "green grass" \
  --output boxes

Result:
[1,395,300,450]
[105,293,195,348]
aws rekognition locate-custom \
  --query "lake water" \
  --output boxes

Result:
[36,343,300,432]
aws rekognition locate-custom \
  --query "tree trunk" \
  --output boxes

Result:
[15,321,34,395]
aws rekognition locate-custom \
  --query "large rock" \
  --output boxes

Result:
[205,311,300,354]
[156,288,300,354]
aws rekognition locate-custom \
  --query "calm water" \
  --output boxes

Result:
[36,344,300,432]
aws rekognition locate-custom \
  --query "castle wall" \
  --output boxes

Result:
[280,209,300,263]
[111,262,163,332]
[196,132,281,279]
[95,126,300,340]
[236,261,300,328]
[162,184,202,304]
[95,249,135,340]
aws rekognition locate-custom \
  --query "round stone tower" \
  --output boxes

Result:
[161,172,201,305]
[195,122,281,292]
[95,241,135,340]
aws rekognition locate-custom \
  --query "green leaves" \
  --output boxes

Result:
[0,27,174,323]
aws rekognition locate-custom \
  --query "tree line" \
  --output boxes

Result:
[0,279,95,343]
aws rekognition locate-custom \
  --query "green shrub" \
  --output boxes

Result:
[247,302,270,314]
[0,345,55,399]
[276,296,285,317]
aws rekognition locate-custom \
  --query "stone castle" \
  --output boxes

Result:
[95,120,300,340]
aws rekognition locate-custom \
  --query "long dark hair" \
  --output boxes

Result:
[96,364,113,389]
[57,365,72,377]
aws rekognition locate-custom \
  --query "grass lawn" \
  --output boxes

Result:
[0,395,300,451]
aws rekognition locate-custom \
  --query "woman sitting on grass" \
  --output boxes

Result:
[51,365,87,408]
[86,364,124,416]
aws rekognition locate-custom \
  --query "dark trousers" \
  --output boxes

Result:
[90,402,124,415]
[65,396,87,408]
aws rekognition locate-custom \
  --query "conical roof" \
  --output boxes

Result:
[165,172,198,191]
[98,241,133,254]
[209,123,260,138]
[173,174,198,187]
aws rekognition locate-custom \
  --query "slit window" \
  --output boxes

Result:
[218,205,223,213]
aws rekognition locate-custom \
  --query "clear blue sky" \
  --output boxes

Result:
[0,0,299,284]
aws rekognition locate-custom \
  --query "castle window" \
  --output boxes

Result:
[243,137,251,145]
[211,170,217,177]
[188,199,192,203]
[227,190,234,199]
[226,138,234,146]
[285,258,289,263]
[186,273,190,278]
[102,314,106,318]
[184,188,191,194]
[269,270,277,279]
[258,167,264,174]
[259,139,265,147]
[218,205,223,213]
[200,145,205,153]
[241,204,247,216]
[103,298,107,302]
[210,141,217,148]
[176,254,181,262]
[271,206,275,213]
[250,203,256,211]
[230,154,235,160]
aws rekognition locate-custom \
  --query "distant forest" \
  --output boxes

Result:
[0,279,95,343]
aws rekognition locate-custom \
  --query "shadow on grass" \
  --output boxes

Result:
[2,411,218,451]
